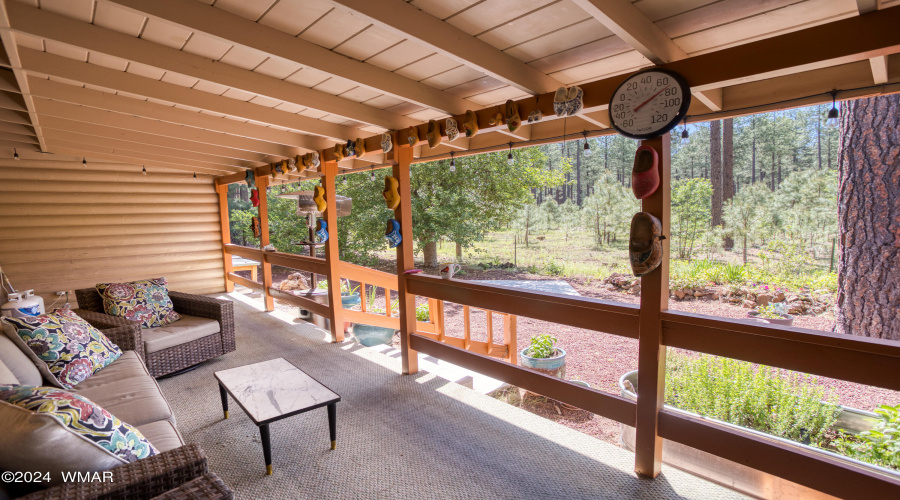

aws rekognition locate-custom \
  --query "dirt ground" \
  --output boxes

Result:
[240,264,900,448]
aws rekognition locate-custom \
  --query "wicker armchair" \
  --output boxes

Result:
[20,444,232,500]
[74,288,236,378]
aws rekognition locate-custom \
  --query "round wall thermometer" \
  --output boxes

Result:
[609,68,691,140]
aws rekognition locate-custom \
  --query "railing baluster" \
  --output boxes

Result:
[463,305,470,350]
[360,282,367,313]
[485,310,493,356]
[385,288,392,317]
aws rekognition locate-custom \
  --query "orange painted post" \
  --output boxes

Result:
[436,300,445,342]
[485,311,493,355]
[634,134,671,478]
[322,159,344,342]
[393,142,418,374]
[256,175,274,311]
[360,282,368,313]
[463,305,471,350]
[504,314,518,364]
[215,180,234,293]
[384,289,392,318]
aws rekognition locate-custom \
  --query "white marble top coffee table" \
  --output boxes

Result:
[214,358,341,475]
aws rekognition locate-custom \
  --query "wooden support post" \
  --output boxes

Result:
[485,311,493,355]
[215,181,234,293]
[323,159,344,342]
[436,300,445,342]
[257,175,274,312]
[393,142,418,374]
[634,134,671,477]
[503,314,517,364]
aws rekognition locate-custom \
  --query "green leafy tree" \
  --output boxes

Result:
[723,182,774,263]
[671,178,712,259]
[539,199,560,231]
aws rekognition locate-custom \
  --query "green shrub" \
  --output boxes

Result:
[415,302,430,322]
[526,334,559,359]
[835,404,900,470]
[665,353,839,445]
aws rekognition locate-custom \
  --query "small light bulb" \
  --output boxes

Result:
[507,143,513,165]
[370,170,376,181]
[142,165,147,176]
[193,172,197,179]
[82,157,87,166]
[681,127,689,145]
[583,141,591,156]
[826,106,839,128]
[449,152,455,172]
[342,176,347,185]
[13,148,18,160]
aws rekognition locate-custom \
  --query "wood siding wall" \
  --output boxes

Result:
[0,160,226,307]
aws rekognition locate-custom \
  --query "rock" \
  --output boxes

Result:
[773,291,785,302]
[812,306,825,315]
[788,304,804,315]
[607,286,618,292]
[675,290,686,300]
[278,272,310,291]
[756,294,772,306]
[710,293,720,300]
[742,300,756,308]
[787,294,799,303]
[693,291,704,297]
[729,297,743,304]
[631,285,641,293]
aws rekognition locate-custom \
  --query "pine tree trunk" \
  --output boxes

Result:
[576,140,582,206]
[423,241,438,267]
[817,112,823,169]
[710,120,723,229]
[723,118,735,250]
[835,95,900,339]
[751,117,757,183]
[455,242,462,260]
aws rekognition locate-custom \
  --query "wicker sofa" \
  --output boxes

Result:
[1,310,233,499]
[74,289,235,378]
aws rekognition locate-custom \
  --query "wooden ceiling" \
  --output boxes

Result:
[0,0,896,177]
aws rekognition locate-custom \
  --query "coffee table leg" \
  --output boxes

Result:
[260,424,273,475]
[327,403,337,450]
[218,383,229,419]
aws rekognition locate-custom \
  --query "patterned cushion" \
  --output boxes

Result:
[0,385,158,484]
[1,309,122,389]
[96,277,181,329]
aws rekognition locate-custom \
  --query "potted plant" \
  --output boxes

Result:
[519,334,566,378]
[350,287,398,347]
[340,280,361,309]
[748,303,794,326]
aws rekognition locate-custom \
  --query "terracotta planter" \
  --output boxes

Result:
[519,347,566,379]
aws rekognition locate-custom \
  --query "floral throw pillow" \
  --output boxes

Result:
[96,277,181,328]
[0,385,158,464]
[1,309,121,389]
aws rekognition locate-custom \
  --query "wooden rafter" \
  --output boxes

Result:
[44,145,238,175]
[19,48,356,142]
[857,0,889,84]
[5,1,418,132]
[570,0,724,111]
[0,2,45,150]
[106,0,472,116]
[44,137,245,173]
[27,78,321,156]
[331,0,561,95]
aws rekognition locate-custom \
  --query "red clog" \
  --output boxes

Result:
[631,145,659,199]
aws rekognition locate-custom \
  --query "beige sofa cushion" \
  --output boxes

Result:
[73,351,174,427]
[142,315,220,354]
[0,334,40,386]
[136,419,185,453]
[0,358,17,385]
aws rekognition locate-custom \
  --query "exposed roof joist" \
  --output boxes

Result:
[18,48,357,142]
[27,78,320,158]
[107,0,472,116]
[857,0,889,84]
[570,0,724,111]
[0,1,45,151]
[45,139,243,175]
[4,1,418,132]
[330,0,562,95]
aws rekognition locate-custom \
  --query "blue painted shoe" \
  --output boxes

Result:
[381,132,393,153]
[385,219,402,248]
[311,152,320,168]
[345,139,356,158]
[316,219,328,243]
[565,86,583,116]
[553,86,567,117]
[245,169,255,189]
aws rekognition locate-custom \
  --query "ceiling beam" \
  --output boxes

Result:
[107,0,472,116]
[18,48,356,142]
[5,1,417,132]
[0,107,32,125]
[0,1,45,151]
[45,145,234,176]
[27,77,320,157]
[44,138,243,174]
[570,0,723,110]
[330,0,561,95]
[0,120,33,137]
[35,112,270,164]
[40,127,261,169]
[869,55,889,84]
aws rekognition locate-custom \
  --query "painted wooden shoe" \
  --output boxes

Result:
[383,175,401,210]
[446,118,459,142]
[629,212,664,277]
[381,132,393,153]
[407,126,419,146]
[385,219,402,248]
[250,188,260,207]
[345,139,356,158]
[488,108,504,127]
[426,120,441,148]
[288,157,298,172]
[553,86,568,117]
[333,143,345,161]
[565,86,584,116]
[251,216,261,238]
[355,137,366,156]
[464,110,479,138]
[310,152,320,168]
[316,219,328,243]
[313,185,327,213]
[527,109,542,123]
[631,145,660,199]
[505,100,521,133]
[245,169,256,189]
